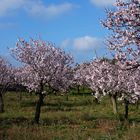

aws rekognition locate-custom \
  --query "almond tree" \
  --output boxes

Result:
[102,0,140,69]
[118,68,140,119]
[82,58,140,119]
[102,0,140,119]
[0,56,13,112]
[84,59,120,114]
[11,38,73,123]
[73,63,90,94]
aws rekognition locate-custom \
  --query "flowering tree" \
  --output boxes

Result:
[11,38,73,123]
[73,63,90,94]
[84,59,120,114]
[118,68,140,119]
[102,0,140,69]
[82,58,140,119]
[0,56,13,113]
[102,0,140,119]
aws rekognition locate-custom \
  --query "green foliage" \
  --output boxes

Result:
[0,92,140,140]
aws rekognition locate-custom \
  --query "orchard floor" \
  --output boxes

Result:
[0,92,140,140]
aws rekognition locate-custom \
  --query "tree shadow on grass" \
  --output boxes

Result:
[42,117,80,126]
[46,100,96,108]
[129,117,140,123]
[20,101,47,107]
[45,106,80,112]
[0,117,29,128]
[1,115,139,128]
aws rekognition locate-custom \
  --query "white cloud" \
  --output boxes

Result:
[0,0,26,17]
[73,36,102,51]
[27,2,75,19]
[0,0,76,18]
[90,0,116,7]
[60,36,106,62]
[61,36,102,51]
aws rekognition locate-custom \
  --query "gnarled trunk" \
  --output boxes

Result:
[34,93,44,123]
[110,94,118,114]
[124,99,129,120]
[94,98,99,104]
[0,93,4,113]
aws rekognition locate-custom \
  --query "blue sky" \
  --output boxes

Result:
[0,0,116,64]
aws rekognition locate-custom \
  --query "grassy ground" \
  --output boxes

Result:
[0,92,140,140]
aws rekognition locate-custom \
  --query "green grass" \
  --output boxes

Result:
[0,92,140,140]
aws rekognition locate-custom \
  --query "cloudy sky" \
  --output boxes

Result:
[0,0,116,64]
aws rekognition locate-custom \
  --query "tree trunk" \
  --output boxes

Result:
[110,94,118,114]
[0,93,4,113]
[66,94,69,101]
[94,98,99,104]
[17,92,22,102]
[124,99,129,121]
[34,93,44,123]
[77,85,80,94]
